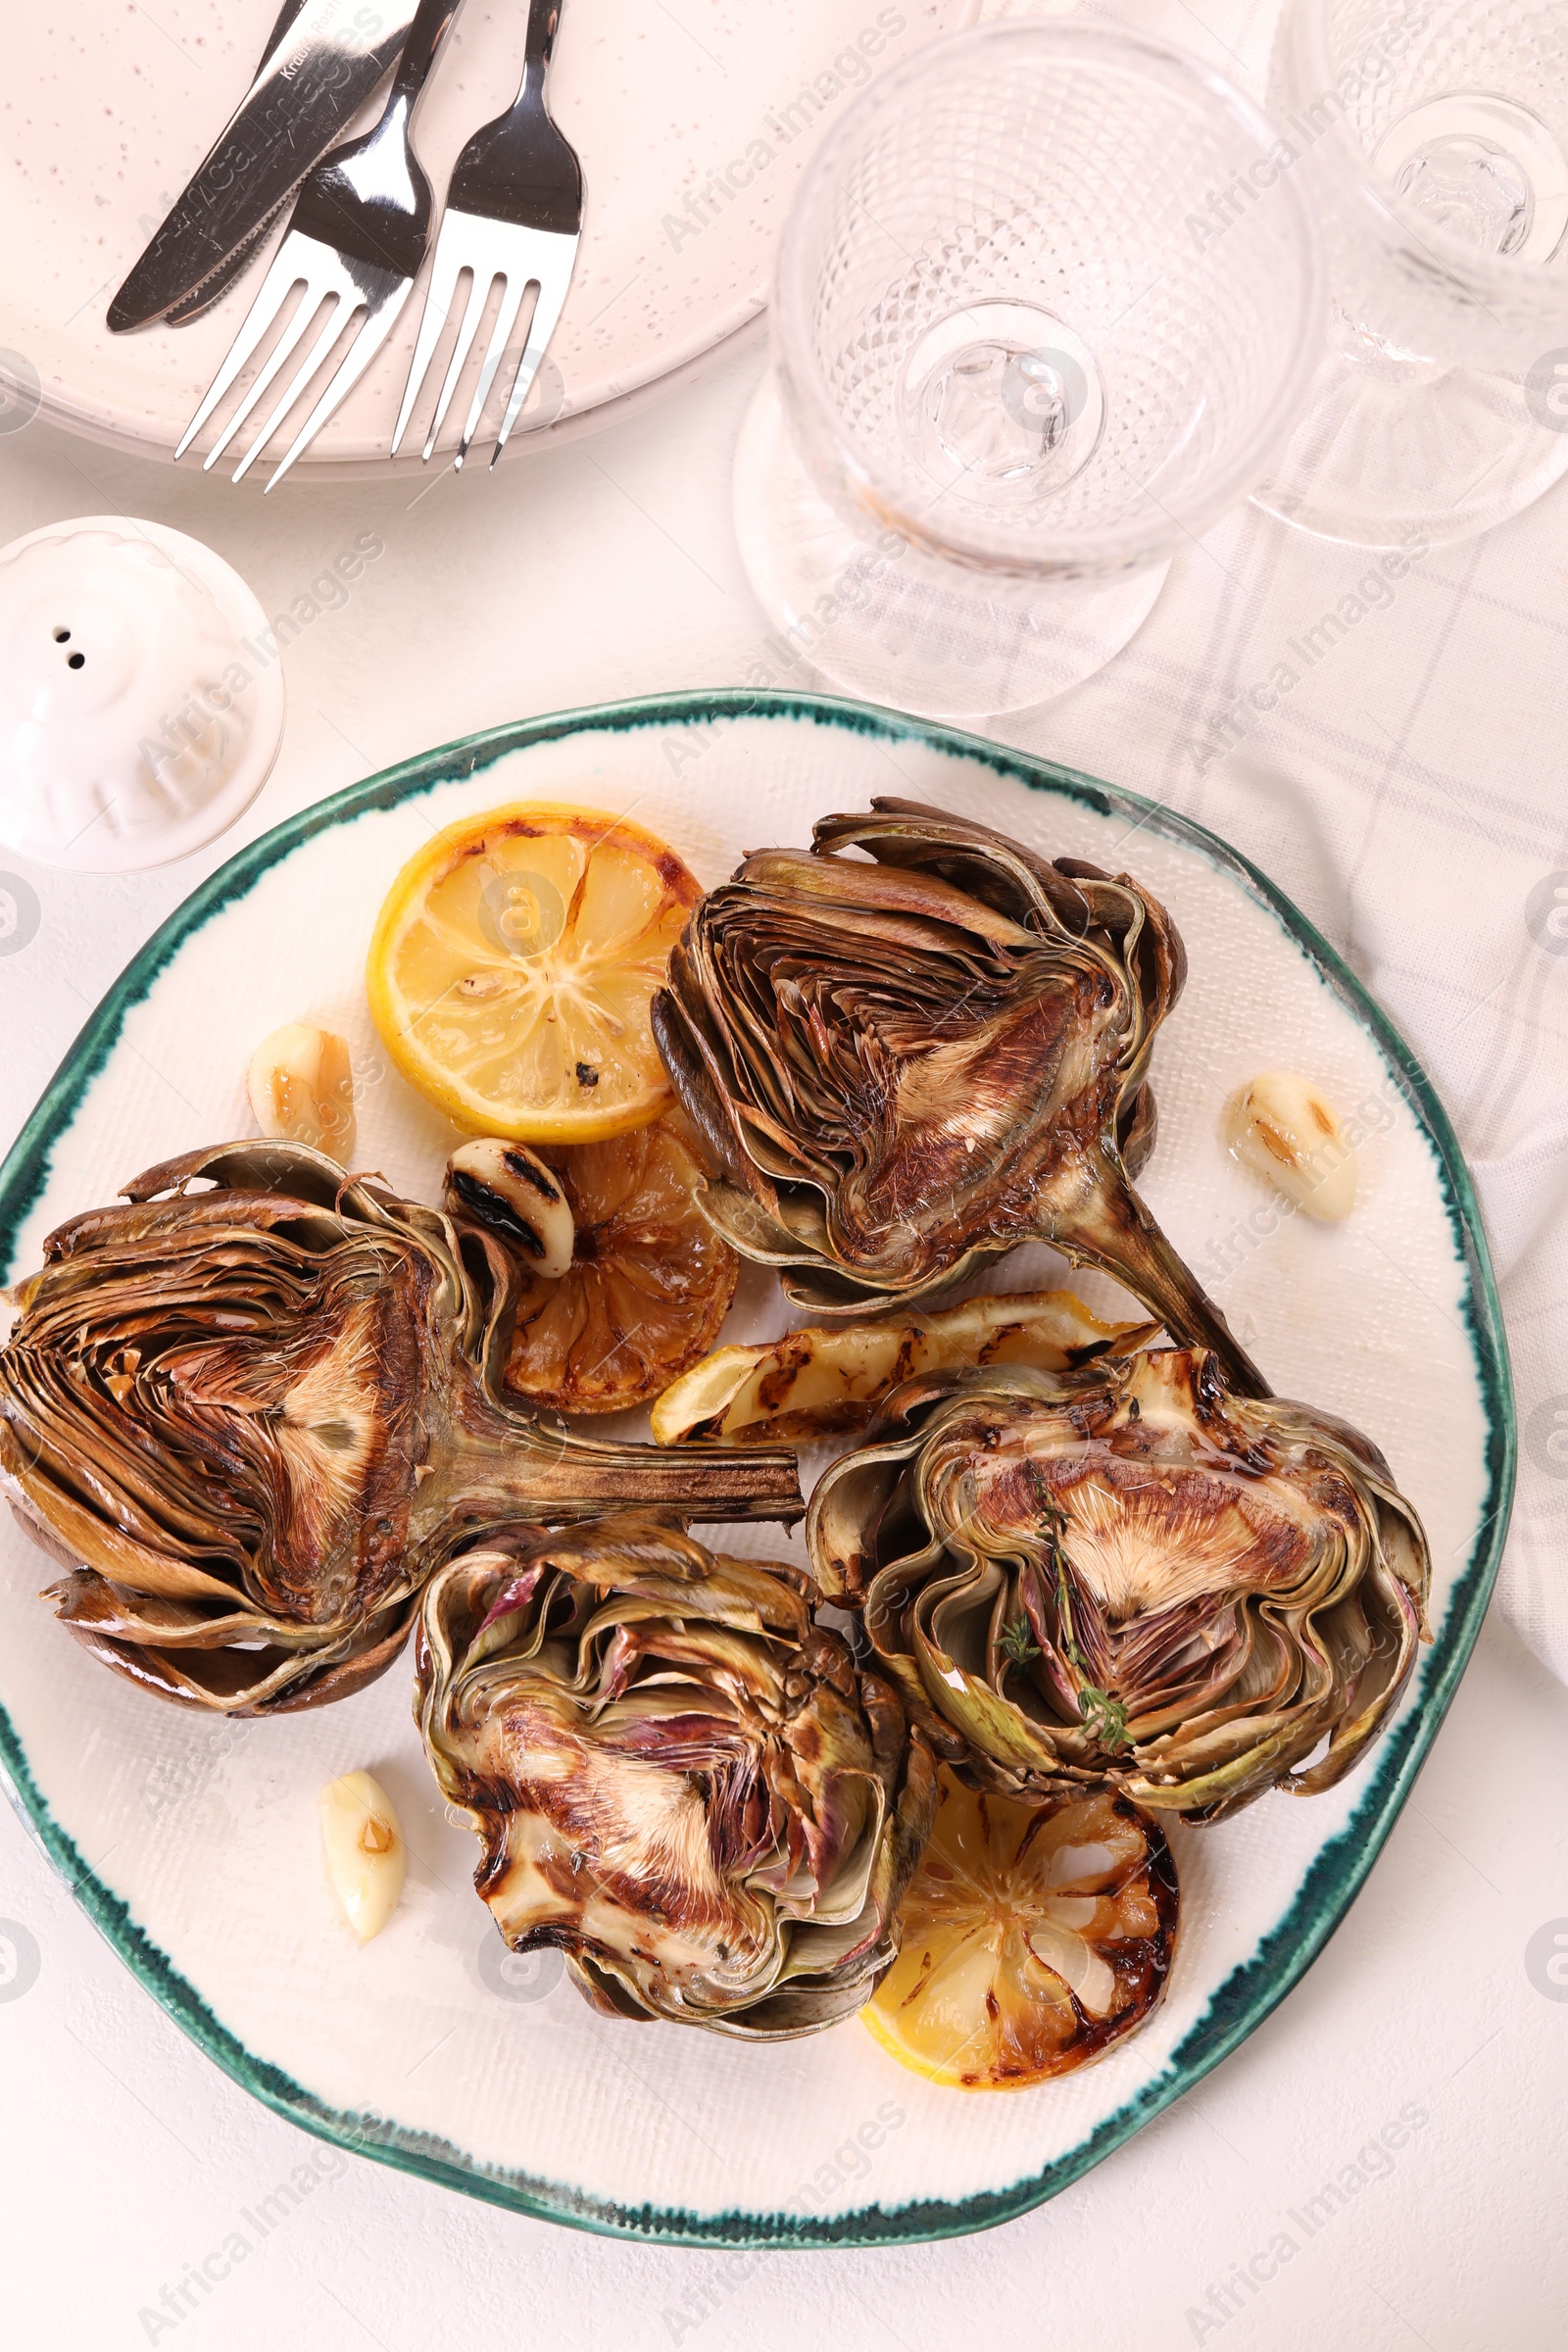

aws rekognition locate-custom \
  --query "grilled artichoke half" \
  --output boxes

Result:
[416,1511,936,2036]
[652,798,1263,1395]
[808,1349,1431,1823]
[0,1143,801,1715]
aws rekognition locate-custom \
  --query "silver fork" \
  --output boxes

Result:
[174,0,465,490]
[390,0,582,470]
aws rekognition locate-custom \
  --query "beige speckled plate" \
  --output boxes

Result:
[0,691,1512,2244]
[0,0,970,468]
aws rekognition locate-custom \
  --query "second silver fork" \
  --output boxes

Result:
[390,0,583,470]
[175,0,465,490]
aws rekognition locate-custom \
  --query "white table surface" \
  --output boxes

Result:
[4,211,1568,2352]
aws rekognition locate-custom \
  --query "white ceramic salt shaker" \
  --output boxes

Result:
[0,515,286,872]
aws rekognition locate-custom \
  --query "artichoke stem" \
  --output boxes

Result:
[1058,1176,1271,1399]
[432,1419,804,1525]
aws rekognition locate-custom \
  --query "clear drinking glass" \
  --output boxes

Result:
[732,21,1324,719]
[1254,0,1568,546]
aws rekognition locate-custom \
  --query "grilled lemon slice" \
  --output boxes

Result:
[864,1771,1178,2089]
[497,1116,739,1415]
[367,802,702,1144]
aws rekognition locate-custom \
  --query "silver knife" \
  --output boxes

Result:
[164,0,306,326]
[109,0,422,332]
[165,200,291,326]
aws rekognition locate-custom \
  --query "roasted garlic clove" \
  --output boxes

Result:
[1225,1072,1356,1222]
[319,1770,407,1941]
[444,1139,574,1281]
[248,1023,356,1163]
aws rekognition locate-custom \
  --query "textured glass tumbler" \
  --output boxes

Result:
[1255,0,1568,545]
[732,22,1324,718]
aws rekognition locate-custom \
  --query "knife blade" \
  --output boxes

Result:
[108,0,422,332]
[164,199,291,326]
[163,0,306,326]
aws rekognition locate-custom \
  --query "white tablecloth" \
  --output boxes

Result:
[980,0,1568,1701]
[3,3,1567,2343]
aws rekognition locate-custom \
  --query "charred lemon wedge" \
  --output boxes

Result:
[367,803,702,1144]
[863,1771,1178,2089]
[469,1115,740,1416]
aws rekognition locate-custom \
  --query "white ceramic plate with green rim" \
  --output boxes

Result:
[0,691,1511,2245]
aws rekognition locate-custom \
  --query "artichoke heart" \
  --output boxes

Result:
[651,798,1263,1395]
[416,1511,936,2036]
[808,1349,1431,1822]
[0,1143,801,1715]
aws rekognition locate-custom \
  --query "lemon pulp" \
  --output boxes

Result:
[863,1771,1178,2089]
[367,803,702,1144]
[503,1116,738,1414]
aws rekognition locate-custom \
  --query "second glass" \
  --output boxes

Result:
[733,21,1324,719]
[1256,0,1568,547]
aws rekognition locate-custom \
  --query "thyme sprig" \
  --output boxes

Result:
[1077,1685,1131,1754]
[1049,1518,1132,1755]
[999,1614,1040,1668]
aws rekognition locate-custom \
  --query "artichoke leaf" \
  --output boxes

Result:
[690,1181,829,1268]
[55,1592,418,1715]
[913,1642,1083,1778]
[911,1563,1084,1779]
[577,1558,811,1635]
[41,1570,349,1652]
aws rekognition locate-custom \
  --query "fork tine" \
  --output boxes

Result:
[490,255,574,466]
[264,286,412,493]
[391,231,469,458]
[420,264,491,462]
[453,274,529,468]
[174,234,314,463]
[203,286,335,471]
[229,291,350,482]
